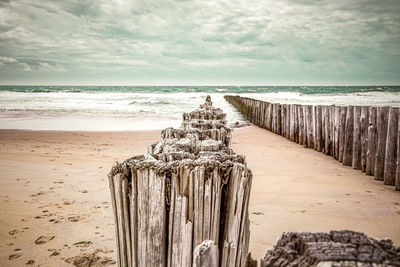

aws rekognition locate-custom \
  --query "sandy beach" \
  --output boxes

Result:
[0,125,399,266]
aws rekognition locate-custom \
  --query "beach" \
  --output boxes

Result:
[1,126,399,266]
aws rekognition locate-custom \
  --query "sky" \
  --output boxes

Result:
[0,0,399,85]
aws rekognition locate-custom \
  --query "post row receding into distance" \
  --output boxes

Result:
[224,95,400,191]
[108,95,400,266]
[108,96,253,267]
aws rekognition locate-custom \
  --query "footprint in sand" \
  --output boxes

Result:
[65,253,115,266]
[63,200,75,205]
[252,211,264,215]
[79,190,88,193]
[74,241,93,248]
[50,251,60,257]
[94,248,114,254]
[26,260,34,265]
[35,235,55,245]
[9,229,19,236]
[9,253,21,260]
[68,215,84,222]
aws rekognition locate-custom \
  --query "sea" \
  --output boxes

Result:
[0,85,399,131]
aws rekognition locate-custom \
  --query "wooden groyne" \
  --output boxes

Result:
[224,95,400,191]
[108,95,400,266]
[108,96,253,267]
[261,230,400,266]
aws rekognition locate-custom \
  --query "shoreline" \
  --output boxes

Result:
[0,126,399,265]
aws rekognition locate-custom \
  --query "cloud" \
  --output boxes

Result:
[0,0,399,84]
[0,55,32,71]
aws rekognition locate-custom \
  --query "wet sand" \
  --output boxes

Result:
[0,126,399,265]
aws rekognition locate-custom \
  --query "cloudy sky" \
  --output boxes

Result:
[0,0,399,85]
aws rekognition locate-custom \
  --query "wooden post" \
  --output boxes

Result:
[360,106,369,172]
[268,103,273,131]
[396,115,400,191]
[352,106,362,170]
[294,105,299,143]
[338,106,347,163]
[260,230,400,266]
[305,105,314,148]
[315,106,323,152]
[323,106,331,155]
[282,104,287,138]
[321,106,326,154]
[333,106,341,160]
[277,104,282,135]
[383,107,399,185]
[374,107,389,180]
[366,107,377,176]
[343,106,354,166]
[298,105,304,145]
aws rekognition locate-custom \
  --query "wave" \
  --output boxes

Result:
[0,85,399,95]
[129,99,170,105]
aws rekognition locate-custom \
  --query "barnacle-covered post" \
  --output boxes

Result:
[108,95,252,267]
[260,230,400,266]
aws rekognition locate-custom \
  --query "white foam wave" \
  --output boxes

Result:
[0,91,399,131]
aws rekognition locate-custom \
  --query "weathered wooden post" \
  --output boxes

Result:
[343,106,354,166]
[333,106,341,160]
[305,105,314,148]
[352,106,362,170]
[338,106,347,163]
[366,107,377,176]
[260,230,400,266]
[396,116,400,191]
[315,106,323,152]
[375,107,389,180]
[298,105,305,146]
[360,106,369,172]
[384,107,399,185]
[109,96,253,267]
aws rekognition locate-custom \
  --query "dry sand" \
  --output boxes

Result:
[0,125,399,266]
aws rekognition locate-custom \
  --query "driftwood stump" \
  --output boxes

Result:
[109,96,252,267]
[260,230,400,267]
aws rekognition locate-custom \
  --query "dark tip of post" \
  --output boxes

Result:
[205,95,212,106]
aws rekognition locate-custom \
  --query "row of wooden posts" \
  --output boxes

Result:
[225,95,400,191]
[108,96,253,267]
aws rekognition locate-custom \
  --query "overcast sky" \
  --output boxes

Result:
[0,0,399,85]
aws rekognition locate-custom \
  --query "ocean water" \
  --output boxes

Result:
[0,86,399,131]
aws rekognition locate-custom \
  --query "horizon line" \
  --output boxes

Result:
[0,84,399,87]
